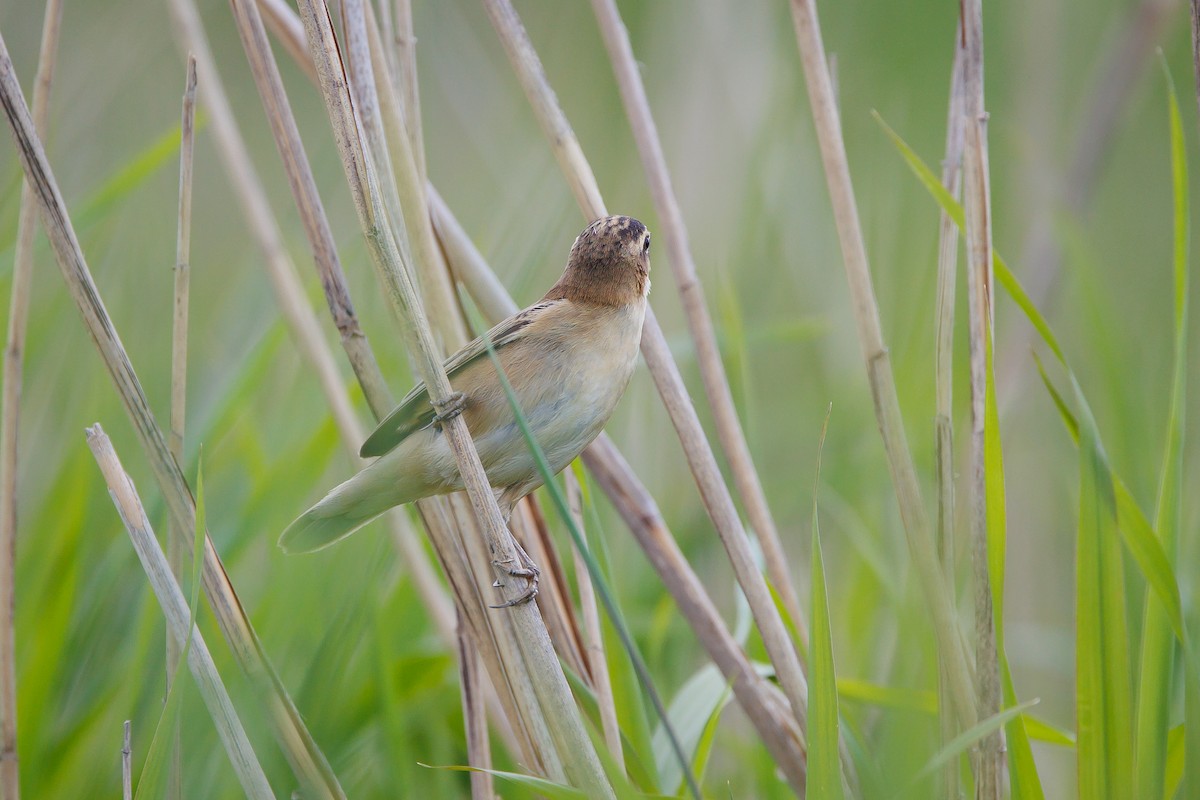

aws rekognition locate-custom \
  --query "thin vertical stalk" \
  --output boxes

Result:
[0,3,62,797]
[935,33,967,800]
[165,54,197,800]
[960,0,1002,793]
[588,0,805,644]
[292,2,611,793]
[87,426,276,800]
[478,1,816,760]
[786,0,978,733]
[0,35,344,798]
[392,0,426,184]
[122,721,132,800]
[457,620,493,800]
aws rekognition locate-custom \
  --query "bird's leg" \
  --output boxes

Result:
[489,526,540,609]
[431,391,466,428]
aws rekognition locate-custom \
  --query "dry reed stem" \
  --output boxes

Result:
[292,2,611,792]
[568,472,623,770]
[86,426,275,800]
[588,0,806,646]
[457,621,494,800]
[0,3,62,797]
[0,36,343,798]
[257,0,319,85]
[960,1,1003,792]
[934,32,967,800]
[998,0,1175,405]
[516,498,588,679]
[786,0,978,734]
[231,0,546,769]
[393,0,427,184]
[479,0,815,752]
[430,180,808,793]
[165,53,197,800]
[344,0,467,349]
[122,721,131,800]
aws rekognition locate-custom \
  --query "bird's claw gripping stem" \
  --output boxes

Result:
[432,391,466,427]
[489,542,540,608]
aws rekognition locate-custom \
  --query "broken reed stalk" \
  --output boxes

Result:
[291,1,611,793]
[960,0,1002,793]
[86,426,274,800]
[0,3,62,797]
[122,720,132,800]
[588,0,806,644]
[431,183,808,793]
[785,0,978,733]
[479,0,815,761]
[165,53,197,800]
[167,0,457,649]
[0,33,344,799]
[228,0,544,770]
[934,32,967,800]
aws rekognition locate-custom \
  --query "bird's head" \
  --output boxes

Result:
[547,216,651,306]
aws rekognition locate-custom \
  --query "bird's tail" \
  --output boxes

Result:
[279,462,408,554]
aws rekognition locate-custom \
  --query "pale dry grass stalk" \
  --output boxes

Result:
[0,36,343,798]
[392,0,426,184]
[479,0,815,759]
[0,3,62,797]
[934,32,967,800]
[431,184,808,793]
[169,0,458,652]
[230,0,551,770]
[86,425,275,800]
[960,0,1003,792]
[457,622,493,800]
[588,0,806,644]
[292,1,611,792]
[122,721,131,800]
[786,0,978,733]
[165,53,197,800]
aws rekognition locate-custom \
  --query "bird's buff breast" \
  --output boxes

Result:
[423,300,645,494]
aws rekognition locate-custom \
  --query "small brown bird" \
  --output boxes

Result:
[280,215,651,554]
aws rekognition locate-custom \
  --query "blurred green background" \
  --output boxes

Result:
[0,0,1197,796]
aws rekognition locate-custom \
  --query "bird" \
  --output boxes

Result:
[279,215,651,557]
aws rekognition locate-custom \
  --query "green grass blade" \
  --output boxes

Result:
[1133,61,1189,800]
[1075,411,1134,799]
[808,409,843,799]
[421,764,587,799]
[463,296,701,799]
[134,457,208,799]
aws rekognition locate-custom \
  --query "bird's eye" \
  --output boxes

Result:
[642,235,651,254]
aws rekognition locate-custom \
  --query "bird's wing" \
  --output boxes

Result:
[358,301,560,458]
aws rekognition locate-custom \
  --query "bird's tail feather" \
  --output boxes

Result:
[279,463,409,554]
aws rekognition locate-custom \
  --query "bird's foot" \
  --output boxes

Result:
[432,391,466,428]
[489,542,540,608]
